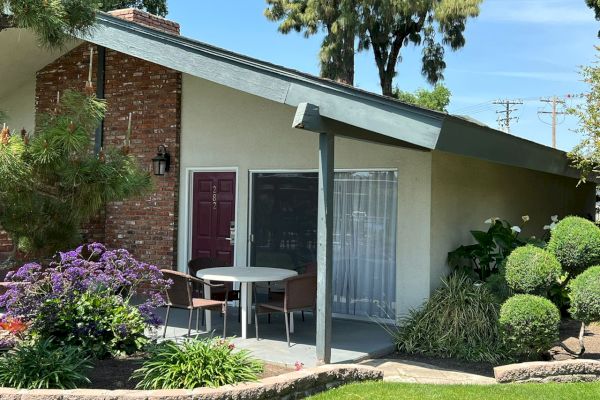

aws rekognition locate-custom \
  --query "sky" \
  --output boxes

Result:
[166,0,599,151]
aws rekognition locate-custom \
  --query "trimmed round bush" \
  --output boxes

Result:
[547,216,600,276]
[569,265,600,324]
[499,294,561,359]
[505,245,562,294]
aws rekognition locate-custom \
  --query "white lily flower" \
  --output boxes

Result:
[543,225,551,230]
[484,218,492,224]
[522,215,530,222]
[551,215,559,222]
[511,226,522,233]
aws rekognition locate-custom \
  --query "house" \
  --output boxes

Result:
[0,9,595,363]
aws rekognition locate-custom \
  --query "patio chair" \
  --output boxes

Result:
[267,262,316,322]
[254,274,317,346]
[160,269,229,338]
[188,257,241,322]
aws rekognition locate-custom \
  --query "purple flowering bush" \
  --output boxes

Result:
[0,243,171,358]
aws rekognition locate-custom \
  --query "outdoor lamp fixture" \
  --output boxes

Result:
[152,145,170,176]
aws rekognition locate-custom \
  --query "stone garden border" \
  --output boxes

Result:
[494,359,600,383]
[0,364,382,400]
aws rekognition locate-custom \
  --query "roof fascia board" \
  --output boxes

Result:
[438,116,584,180]
[82,14,443,149]
[293,103,429,150]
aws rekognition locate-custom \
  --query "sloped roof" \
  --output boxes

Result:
[0,12,584,180]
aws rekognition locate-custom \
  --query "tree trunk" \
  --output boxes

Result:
[578,321,587,356]
[380,73,394,97]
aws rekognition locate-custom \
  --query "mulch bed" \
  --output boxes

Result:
[87,357,294,390]
[387,320,600,379]
[551,320,600,361]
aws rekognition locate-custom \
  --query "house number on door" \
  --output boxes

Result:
[212,185,217,210]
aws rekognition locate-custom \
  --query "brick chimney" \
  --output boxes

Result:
[108,8,180,35]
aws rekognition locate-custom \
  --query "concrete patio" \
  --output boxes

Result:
[153,304,395,368]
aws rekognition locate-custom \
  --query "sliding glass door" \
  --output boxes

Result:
[250,171,397,319]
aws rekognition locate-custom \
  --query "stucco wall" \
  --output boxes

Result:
[179,74,432,316]
[430,151,596,291]
[0,78,35,134]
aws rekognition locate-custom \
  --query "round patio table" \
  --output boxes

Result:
[197,267,298,339]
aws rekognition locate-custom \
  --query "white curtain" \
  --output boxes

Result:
[332,171,398,319]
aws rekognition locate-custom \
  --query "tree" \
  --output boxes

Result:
[568,48,600,183]
[265,0,357,85]
[393,84,451,112]
[0,90,151,258]
[0,0,99,47]
[265,0,482,96]
[100,0,168,17]
[586,0,600,37]
[0,0,167,48]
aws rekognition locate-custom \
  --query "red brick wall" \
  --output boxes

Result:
[108,8,180,35]
[0,229,12,254]
[35,44,181,268]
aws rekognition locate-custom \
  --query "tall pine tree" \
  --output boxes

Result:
[0,0,167,48]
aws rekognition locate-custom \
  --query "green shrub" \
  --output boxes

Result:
[499,294,560,359]
[569,265,600,324]
[38,290,149,358]
[547,216,600,276]
[484,267,512,303]
[395,274,506,363]
[505,245,562,294]
[132,339,264,389]
[0,338,92,389]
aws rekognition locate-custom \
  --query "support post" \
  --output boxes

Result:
[94,46,106,155]
[316,131,334,364]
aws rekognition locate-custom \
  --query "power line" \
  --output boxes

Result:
[538,96,567,149]
[493,99,523,133]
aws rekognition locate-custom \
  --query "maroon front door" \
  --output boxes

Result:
[191,172,236,265]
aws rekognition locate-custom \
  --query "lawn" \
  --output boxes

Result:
[308,382,600,400]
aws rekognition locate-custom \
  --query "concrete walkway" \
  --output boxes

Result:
[362,358,496,384]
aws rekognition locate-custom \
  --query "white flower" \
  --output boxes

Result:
[551,215,559,222]
[543,222,558,231]
[543,225,551,230]
[484,217,499,224]
[511,226,522,233]
[484,218,492,224]
[522,215,530,223]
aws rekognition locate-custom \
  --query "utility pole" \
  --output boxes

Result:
[538,97,566,149]
[493,99,523,133]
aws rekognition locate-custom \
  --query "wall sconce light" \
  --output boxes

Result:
[152,145,170,176]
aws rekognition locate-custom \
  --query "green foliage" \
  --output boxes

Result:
[133,339,264,389]
[499,294,560,360]
[568,48,600,180]
[0,90,151,257]
[569,265,600,324]
[0,0,101,48]
[394,274,506,363]
[547,216,600,276]
[393,84,451,112]
[586,0,600,37]
[505,245,562,295]
[265,1,482,96]
[0,338,92,389]
[36,290,149,358]
[99,0,167,16]
[448,218,530,281]
[484,266,512,303]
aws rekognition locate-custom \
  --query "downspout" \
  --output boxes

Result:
[94,46,106,154]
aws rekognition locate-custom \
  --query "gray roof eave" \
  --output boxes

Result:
[437,115,588,181]
[77,13,587,181]
[83,13,444,149]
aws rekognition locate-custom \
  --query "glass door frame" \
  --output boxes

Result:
[247,168,399,324]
